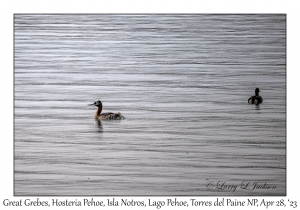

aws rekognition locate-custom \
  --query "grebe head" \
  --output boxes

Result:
[88,100,102,107]
[93,100,102,107]
[255,88,260,96]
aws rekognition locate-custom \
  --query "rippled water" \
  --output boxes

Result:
[14,14,286,196]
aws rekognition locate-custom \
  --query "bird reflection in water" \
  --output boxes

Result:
[94,119,103,132]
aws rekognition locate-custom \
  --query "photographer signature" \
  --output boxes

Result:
[206,181,276,192]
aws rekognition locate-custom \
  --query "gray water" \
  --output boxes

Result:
[14,15,286,196]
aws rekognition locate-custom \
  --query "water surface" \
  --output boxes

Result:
[14,14,286,196]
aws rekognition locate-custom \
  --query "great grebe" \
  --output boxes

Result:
[248,88,263,105]
[89,100,125,120]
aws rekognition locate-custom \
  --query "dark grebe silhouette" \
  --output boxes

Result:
[248,88,263,105]
[89,100,125,120]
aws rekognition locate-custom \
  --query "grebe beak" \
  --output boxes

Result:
[88,103,94,106]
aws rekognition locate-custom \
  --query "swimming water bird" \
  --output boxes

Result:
[248,88,263,105]
[89,100,125,120]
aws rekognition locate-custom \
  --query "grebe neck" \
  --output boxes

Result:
[94,104,102,118]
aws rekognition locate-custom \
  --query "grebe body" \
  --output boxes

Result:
[248,88,263,105]
[90,100,125,120]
